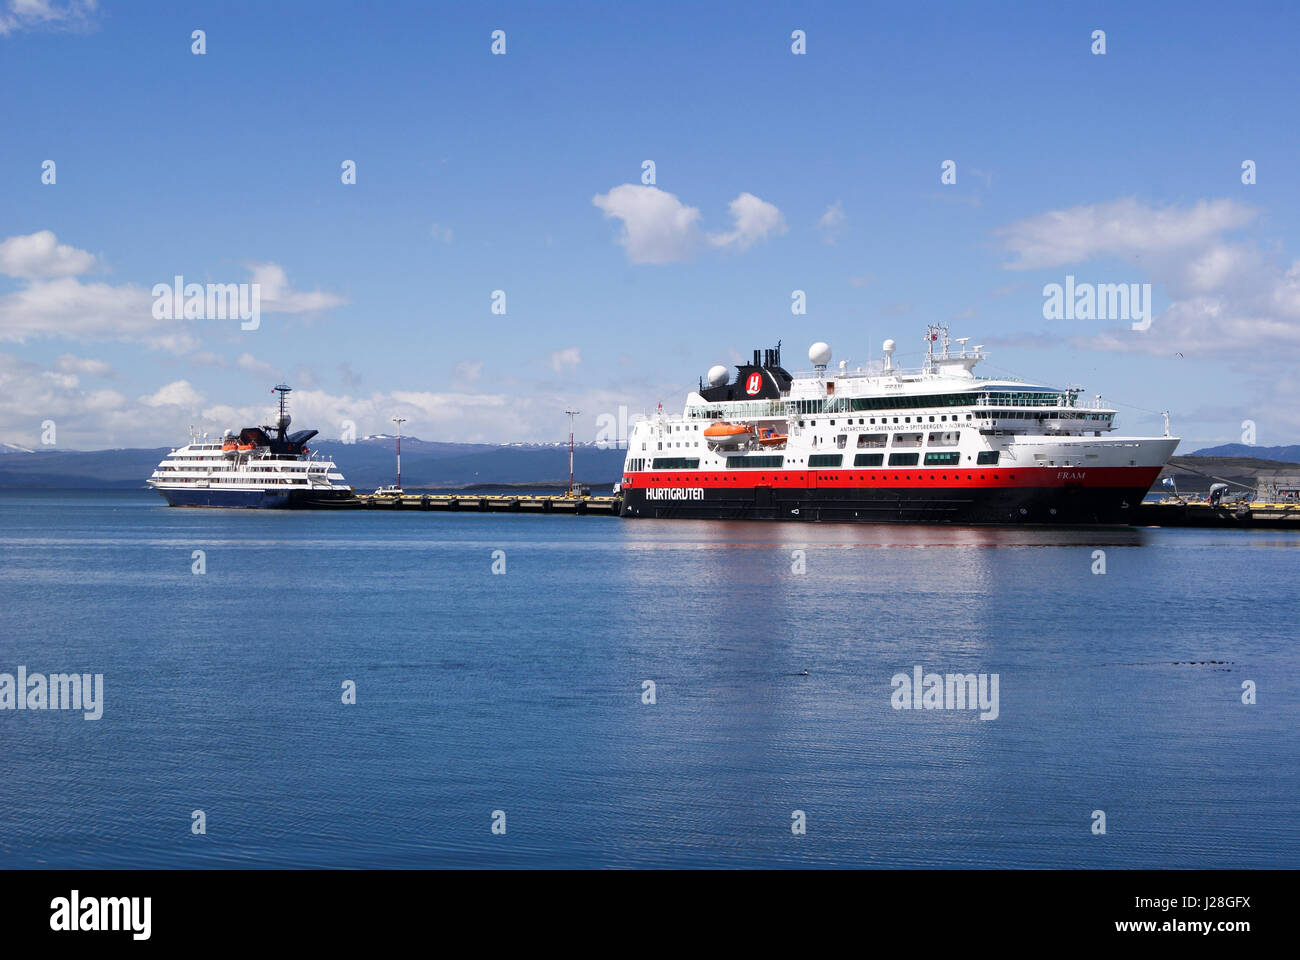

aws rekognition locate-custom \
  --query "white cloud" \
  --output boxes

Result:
[993,197,1300,357]
[592,185,786,263]
[0,351,683,450]
[817,202,846,244]
[236,353,276,377]
[549,347,581,374]
[247,262,346,314]
[0,0,99,36]
[0,275,196,352]
[0,352,128,449]
[140,380,204,408]
[0,230,98,278]
[592,185,702,265]
[708,192,787,251]
[994,198,1256,271]
[0,238,347,353]
[54,354,112,377]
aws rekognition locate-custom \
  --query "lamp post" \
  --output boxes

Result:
[565,409,580,497]
[392,416,407,489]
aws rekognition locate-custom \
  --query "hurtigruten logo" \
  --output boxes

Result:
[891,665,999,720]
[644,488,705,500]
[0,666,103,720]
[50,891,151,940]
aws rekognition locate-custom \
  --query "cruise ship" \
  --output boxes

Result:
[147,385,353,507]
[619,326,1179,524]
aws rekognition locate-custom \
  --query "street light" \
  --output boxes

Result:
[565,409,580,497]
[392,416,407,490]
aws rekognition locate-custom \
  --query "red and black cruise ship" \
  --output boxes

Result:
[619,326,1178,524]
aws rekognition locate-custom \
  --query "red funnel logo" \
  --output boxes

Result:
[745,372,763,395]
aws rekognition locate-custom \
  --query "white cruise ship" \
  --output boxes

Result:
[147,385,353,508]
[619,325,1179,524]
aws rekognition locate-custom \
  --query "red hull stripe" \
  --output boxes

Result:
[625,466,1161,490]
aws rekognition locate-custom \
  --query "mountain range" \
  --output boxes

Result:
[0,437,1295,490]
[0,436,628,490]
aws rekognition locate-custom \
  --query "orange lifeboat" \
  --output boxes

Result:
[221,440,237,453]
[703,422,753,447]
[237,441,256,452]
[757,431,787,447]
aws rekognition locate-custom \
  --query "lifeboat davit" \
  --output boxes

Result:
[703,422,753,447]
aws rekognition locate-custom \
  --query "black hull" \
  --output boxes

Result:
[620,485,1150,525]
[154,487,355,509]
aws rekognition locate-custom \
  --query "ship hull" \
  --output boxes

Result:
[620,466,1163,525]
[152,487,354,509]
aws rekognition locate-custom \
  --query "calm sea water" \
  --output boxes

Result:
[0,489,1295,869]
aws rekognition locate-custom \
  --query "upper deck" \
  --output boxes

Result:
[680,326,1117,433]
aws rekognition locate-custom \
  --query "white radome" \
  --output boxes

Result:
[809,342,832,366]
[707,364,729,386]
[883,338,896,355]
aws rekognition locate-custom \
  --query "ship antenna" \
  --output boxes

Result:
[272,383,292,440]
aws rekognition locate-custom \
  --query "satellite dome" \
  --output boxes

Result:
[707,364,729,387]
[809,342,832,366]
[882,338,896,355]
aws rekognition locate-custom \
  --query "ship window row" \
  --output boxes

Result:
[976,410,1112,421]
[630,448,1003,471]
[802,430,969,450]
[157,465,317,473]
[168,477,310,484]
[798,391,1074,414]
[812,451,1003,468]
[799,415,975,427]
[685,390,1084,422]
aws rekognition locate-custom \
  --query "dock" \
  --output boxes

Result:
[1133,499,1300,529]
[340,492,623,515]
[312,492,1300,527]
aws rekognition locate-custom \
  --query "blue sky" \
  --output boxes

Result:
[2,0,1299,450]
